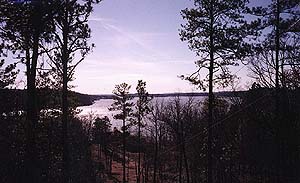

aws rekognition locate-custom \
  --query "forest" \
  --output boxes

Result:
[0,0,299,183]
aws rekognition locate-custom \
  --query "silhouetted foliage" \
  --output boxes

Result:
[0,60,18,89]
[248,0,300,88]
[134,80,152,183]
[109,82,134,183]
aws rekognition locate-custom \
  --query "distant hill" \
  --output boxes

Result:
[0,89,101,112]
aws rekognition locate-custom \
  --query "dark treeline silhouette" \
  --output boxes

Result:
[0,0,101,183]
[94,88,300,183]
[0,0,299,183]
[87,85,300,183]
[178,0,300,182]
[0,88,100,111]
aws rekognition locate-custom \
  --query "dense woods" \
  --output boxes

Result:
[0,0,299,183]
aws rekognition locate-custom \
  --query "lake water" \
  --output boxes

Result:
[77,96,207,128]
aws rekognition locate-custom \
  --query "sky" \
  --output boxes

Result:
[14,0,269,94]
[72,0,202,94]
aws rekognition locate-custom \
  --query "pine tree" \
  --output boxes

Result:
[109,83,134,183]
[135,80,152,183]
[38,1,101,181]
[180,0,253,182]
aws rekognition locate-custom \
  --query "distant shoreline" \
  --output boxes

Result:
[87,90,246,100]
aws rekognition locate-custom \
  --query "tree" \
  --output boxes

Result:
[109,82,134,183]
[248,0,300,89]
[248,0,300,176]
[147,100,165,183]
[0,1,59,182]
[0,1,101,182]
[38,1,101,181]
[135,80,152,183]
[93,116,112,159]
[163,97,187,183]
[249,36,300,88]
[180,0,253,182]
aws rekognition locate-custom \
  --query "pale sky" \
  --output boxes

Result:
[72,0,202,94]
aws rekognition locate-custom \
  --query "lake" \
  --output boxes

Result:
[77,96,207,128]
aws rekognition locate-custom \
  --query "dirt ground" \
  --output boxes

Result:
[91,144,140,183]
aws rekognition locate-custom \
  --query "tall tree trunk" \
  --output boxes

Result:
[179,119,183,183]
[62,1,70,182]
[145,154,149,183]
[179,151,183,183]
[180,112,190,183]
[275,0,281,179]
[26,62,38,183]
[275,0,280,93]
[158,127,163,182]
[281,51,285,88]
[47,118,53,183]
[182,138,190,183]
[153,118,158,183]
[25,21,40,183]
[137,113,141,183]
[208,0,214,182]
[177,123,182,183]
[98,144,101,160]
[123,117,126,183]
